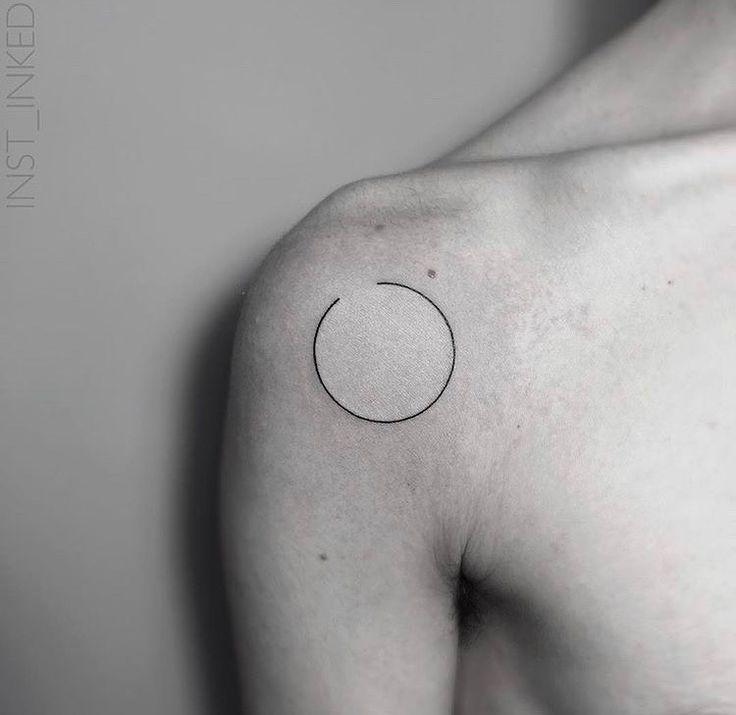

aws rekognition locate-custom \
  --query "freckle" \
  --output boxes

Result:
[641,284,647,292]
[319,553,328,561]
[516,424,521,429]
[667,279,674,286]
[427,269,436,279]
[374,224,385,232]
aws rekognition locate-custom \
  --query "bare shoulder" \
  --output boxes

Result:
[223,156,557,536]
[219,156,563,714]
[222,130,736,714]
[226,127,736,556]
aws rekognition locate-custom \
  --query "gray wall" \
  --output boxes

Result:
[1,1,651,713]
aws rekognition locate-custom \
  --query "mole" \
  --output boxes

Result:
[319,553,328,561]
[427,269,436,279]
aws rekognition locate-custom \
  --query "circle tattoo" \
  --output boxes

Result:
[312,281,455,423]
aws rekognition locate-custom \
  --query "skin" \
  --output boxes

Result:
[221,1,736,713]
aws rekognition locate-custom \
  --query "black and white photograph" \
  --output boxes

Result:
[2,0,735,713]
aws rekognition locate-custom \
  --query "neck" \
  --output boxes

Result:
[444,0,736,162]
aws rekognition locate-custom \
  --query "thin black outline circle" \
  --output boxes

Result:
[312,281,456,423]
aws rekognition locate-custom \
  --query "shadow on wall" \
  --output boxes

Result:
[581,0,655,51]
[177,2,656,714]
[178,285,247,715]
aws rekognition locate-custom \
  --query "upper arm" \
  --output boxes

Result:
[220,180,468,715]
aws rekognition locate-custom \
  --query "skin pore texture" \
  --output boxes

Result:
[221,2,736,714]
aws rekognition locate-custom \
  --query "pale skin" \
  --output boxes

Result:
[221,1,736,713]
